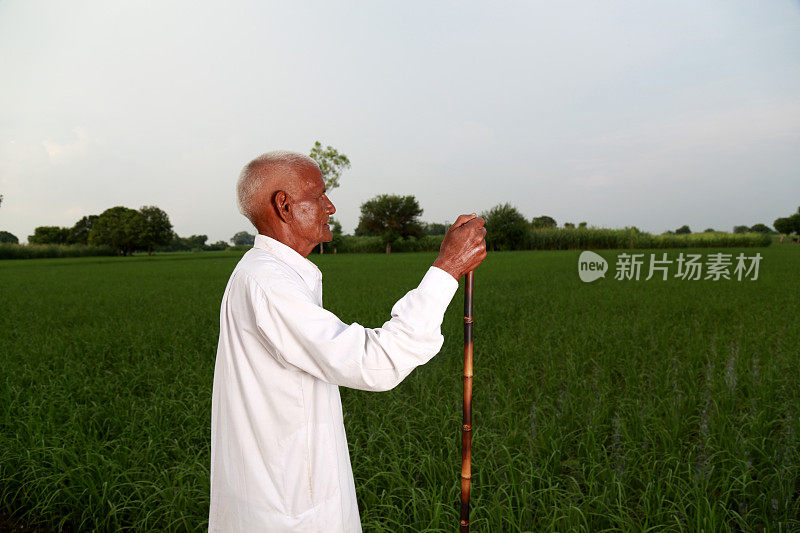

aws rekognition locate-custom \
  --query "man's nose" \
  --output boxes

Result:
[325,196,336,214]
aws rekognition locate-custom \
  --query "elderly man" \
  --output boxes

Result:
[209,151,487,532]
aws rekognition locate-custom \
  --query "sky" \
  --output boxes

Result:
[1,0,799,243]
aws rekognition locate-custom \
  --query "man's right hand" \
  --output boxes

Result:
[432,213,488,281]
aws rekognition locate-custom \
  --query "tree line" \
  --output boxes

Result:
[21,206,177,255]
[2,141,797,254]
[23,206,235,255]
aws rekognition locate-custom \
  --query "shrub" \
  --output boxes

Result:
[0,244,116,260]
[0,231,19,244]
[481,204,529,251]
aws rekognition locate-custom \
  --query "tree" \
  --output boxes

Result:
[0,194,3,208]
[578,221,588,229]
[422,222,448,235]
[205,240,229,251]
[328,217,343,236]
[328,216,344,253]
[139,206,173,255]
[704,228,716,233]
[0,230,18,244]
[675,225,691,235]
[531,215,557,229]
[231,231,255,245]
[68,215,99,244]
[309,141,350,254]
[355,194,423,254]
[749,223,772,234]
[774,207,800,236]
[186,235,208,250]
[773,217,791,235]
[733,225,749,234]
[789,213,800,234]
[28,226,70,244]
[481,203,529,251]
[564,222,575,230]
[309,141,350,191]
[88,206,146,255]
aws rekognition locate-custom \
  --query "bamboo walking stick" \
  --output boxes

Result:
[460,270,474,532]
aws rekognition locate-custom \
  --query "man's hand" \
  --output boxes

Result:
[432,213,487,281]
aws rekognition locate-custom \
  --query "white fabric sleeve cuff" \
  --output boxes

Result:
[420,266,459,307]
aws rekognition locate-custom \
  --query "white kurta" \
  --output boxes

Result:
[209,234,458,532]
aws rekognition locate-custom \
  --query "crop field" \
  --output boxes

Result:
[1,244,798,531]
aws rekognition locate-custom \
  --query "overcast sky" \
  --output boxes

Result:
[1,1,799,243]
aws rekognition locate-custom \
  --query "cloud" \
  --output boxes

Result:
[42,127,89,161]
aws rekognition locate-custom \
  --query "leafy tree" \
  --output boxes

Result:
[328,217,344,253]
[749,223,772,234]
[564,222,575,230]
[789,213,800,234]
[732,225,749,234]
[355,194,423,254]
[309,142,350,254]
[139,206,173,255]
[773,217,792,235]
[186,235,208,250]
[578,221,588,229]
[68,215,98,244]
[328,217,343,236]
[532,215,557,229]
[88,206,146,255]
[774,207,800,236]
[422,222,448,235]
[675,225,691,235]
[157,234,190,252]
[205,240,229,251]
[481,203,529,251]
[704,228,716,233]
[231,231,255,246]
[28,226,70,244]
[0,230,18,244]
[309,141,350,191]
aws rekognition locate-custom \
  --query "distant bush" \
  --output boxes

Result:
[231,231,255,246]
[28,226,70,244]
[531,215,557,229]
[0,231,19,244]
[0,244,116,260]
[524,228,770,250]
[748,223,773,234]
[331,234,443,254]
[481,203,529,251]
[310,228,772,254]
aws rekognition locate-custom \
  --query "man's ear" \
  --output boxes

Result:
[273,190,292,223]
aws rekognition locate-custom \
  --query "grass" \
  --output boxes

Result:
[0,244,798,531]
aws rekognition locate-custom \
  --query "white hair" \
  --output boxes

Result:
[236,150,319,226]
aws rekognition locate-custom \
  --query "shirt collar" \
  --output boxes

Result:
[253,234,322,290]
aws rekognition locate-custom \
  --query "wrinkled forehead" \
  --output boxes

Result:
[259,160,322,194]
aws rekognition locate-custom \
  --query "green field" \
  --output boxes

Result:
[1,245,798,531]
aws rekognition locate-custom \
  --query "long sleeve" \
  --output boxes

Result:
[249,266,458,392]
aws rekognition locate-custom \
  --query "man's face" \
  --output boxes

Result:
[289,163,336,253]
